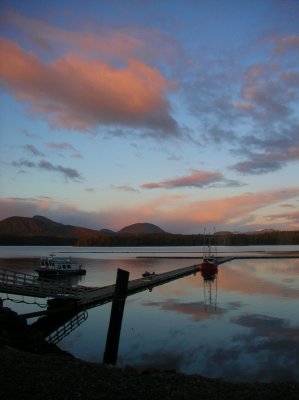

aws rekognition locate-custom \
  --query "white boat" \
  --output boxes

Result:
[36,254,86,277]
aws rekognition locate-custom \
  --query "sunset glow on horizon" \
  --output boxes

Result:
[0,0,298,233]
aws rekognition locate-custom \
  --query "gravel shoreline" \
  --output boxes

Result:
[1,306,298,400]
[2,345,299,400]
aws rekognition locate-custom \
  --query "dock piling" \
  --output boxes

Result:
[103,268,129,365]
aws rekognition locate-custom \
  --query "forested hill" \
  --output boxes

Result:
[0,216,167,245]
[0,215,100,238]
[0,215,298,245]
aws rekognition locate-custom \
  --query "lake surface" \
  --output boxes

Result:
[1,245,299,382]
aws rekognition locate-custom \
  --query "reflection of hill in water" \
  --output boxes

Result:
[0,257,38,271]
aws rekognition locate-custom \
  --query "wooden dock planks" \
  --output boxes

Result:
[77,264,201,307]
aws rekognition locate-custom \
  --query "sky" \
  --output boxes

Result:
[0,0,299,234]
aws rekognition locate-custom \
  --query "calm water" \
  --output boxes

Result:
[1,245,299,382]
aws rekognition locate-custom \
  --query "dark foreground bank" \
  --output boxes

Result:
[1,306,298,400]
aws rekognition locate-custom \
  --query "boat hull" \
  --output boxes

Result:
[199,262,218,282]
[36,268,86,277]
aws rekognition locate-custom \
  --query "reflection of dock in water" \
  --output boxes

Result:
[46,311,88,344]
[32,310,88,344]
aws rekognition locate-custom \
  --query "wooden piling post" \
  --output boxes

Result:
[103,268,129,365]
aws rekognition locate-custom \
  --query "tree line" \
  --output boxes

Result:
[1,230,298,246]
[76,230,299,246]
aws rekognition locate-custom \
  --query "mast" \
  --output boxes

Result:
[203,227,206,260]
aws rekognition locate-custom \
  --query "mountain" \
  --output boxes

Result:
[0,215,100,238]
[1,216,298,246]
[118,222,165,235]
[0,216,166,238]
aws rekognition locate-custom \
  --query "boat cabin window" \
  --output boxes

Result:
[67,265,71,269]
[62,265,66,269]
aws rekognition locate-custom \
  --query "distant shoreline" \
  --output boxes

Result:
[1,229,299,247]
[136,250,299,259]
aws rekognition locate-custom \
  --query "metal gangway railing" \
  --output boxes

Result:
[46,311,88,344]
[0,268,89,299]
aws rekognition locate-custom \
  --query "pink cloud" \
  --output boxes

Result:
[0,197,56,221]
[169,189,296,226]
[46,142,76,150]
[131,187,299,232]
[111,185,139,193]
[280,204,296,208]
[12,159,82,181]
[1,187,298,232]
[232,101,254,111]
[271,34,299,55]
[1,11,144,59]
[0,38,178,134]
[143,299,225,320]
[24,144,44,157]
[266,211,299,222]
[141,169,228,189]
[232,59,298,126]
[1,10,180,67]
[231,146,299,174]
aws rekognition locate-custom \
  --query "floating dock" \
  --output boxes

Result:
[1,251,298,317]
[0,264,201,315]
